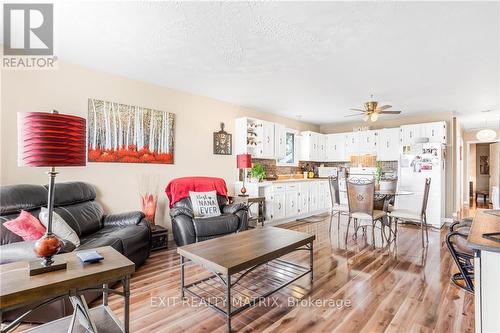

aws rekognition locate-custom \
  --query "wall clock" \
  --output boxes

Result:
[213,122,232,155]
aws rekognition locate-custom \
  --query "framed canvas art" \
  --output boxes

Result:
[88,99,175,164]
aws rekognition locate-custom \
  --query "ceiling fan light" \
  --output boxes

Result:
[370,113,379,122]
[476,129,496,142]
[363,114,369,122]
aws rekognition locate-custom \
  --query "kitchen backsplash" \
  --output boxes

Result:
[251,159,398,179]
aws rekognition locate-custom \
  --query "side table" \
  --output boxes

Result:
[151,225,168,251]
[229,196,266,227]
[0,246,133,333]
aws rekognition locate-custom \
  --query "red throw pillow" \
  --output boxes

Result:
[3,210,46,241]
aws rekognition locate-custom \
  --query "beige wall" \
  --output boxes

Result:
[0,62,318,229]
[320,112,456,218]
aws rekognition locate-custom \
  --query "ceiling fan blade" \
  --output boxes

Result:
[349,108,366,112]
[344,114,362,117]
[379,110,402,114]
[376,105,392,111]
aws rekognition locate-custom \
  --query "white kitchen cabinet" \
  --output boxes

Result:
[262,120,275,158]
[274,123,286,159]
[318,181,330,209]
[401,124,421,145]
[285,190,299,217]
[325,133,347,162]
[309,182,320,211]
[317,135,326,162]
[344,132,360,158]
[424,121,447,144]
[300,131,319,161]
[235,117,277,159]
[298,182,309,215]
[377,128,401,161]
[272,188,286,220]
[358,130,378,154]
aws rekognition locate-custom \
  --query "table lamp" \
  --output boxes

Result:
[18,111,86,275]
[237,154,252,197]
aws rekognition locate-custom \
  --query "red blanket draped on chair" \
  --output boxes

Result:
[165,177,228,208]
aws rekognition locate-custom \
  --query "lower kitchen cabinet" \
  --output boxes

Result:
[240,180,330,224]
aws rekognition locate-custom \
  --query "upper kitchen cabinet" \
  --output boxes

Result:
[235,117,275,159]
[424,121,447,144]
[400,124,421,145]
[401,122,447,145]
[325,133,347,162]
[358,130,378,154]
[317,134,327,161]
[377,128,401,161]
[300,131,320,161]
[344,132,360,157]
[274,123,287,159]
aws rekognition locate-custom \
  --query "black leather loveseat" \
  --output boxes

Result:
[0,181,151,322]
[170,195,248,246]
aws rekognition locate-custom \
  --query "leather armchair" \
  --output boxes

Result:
[170,196,248,246]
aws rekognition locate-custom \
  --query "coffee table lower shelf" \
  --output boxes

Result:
[23,306,123,333]
[180,247,313,333]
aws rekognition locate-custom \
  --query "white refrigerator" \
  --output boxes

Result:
[396,143,446,228]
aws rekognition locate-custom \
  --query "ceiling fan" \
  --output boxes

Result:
[345,95,402,122]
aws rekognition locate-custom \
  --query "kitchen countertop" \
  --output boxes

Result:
[467,210,500,253]
[236,178,330,186]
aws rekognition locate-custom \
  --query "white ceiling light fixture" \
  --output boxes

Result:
[476,129,497,142]
[476,110,498,142]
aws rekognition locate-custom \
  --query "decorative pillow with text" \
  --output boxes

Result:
[189,191,221,218]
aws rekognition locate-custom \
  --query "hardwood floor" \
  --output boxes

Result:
[113,215,474,332]
[16,214,474,332]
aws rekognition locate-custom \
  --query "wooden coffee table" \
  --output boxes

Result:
[0,246,134,333]
[178,227,315,332]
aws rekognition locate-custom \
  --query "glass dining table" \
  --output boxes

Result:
[339,189,414,211]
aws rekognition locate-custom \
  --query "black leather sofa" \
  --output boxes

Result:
[0,182,151,322]
[170,195,248,246]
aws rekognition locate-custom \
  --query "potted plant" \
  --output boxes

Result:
[250,163,266,182]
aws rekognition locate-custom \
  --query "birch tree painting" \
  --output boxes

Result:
[87,99,175,164]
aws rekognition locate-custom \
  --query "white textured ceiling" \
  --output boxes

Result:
[15,1,500,124]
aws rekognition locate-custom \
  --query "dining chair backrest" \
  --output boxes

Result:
[381,178,398,193]
[347,178,375,216]
[421,178,431,218]
[328,176,341,206]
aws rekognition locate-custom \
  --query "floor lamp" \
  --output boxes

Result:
[18,111,86,275]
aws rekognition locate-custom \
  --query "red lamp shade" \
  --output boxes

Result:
[18,112,87,167]
[237,154,252,169]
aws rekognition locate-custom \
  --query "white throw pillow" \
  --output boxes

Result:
[189,191,221,218]
[39,207,80,247]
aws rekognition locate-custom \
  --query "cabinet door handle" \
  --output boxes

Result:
[291,201,294,207]
[280,138,282,144]
[432,129,435,136]
[410,132,412,138]
[267,136,270,143]
[334,144,337,150]
[386,141,389,148]
[278,203,281,210]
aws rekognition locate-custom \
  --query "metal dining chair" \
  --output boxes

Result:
[446,218,474,293]
[328,176,349,235]
[346,178,386,245]
[388,178,431,247]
